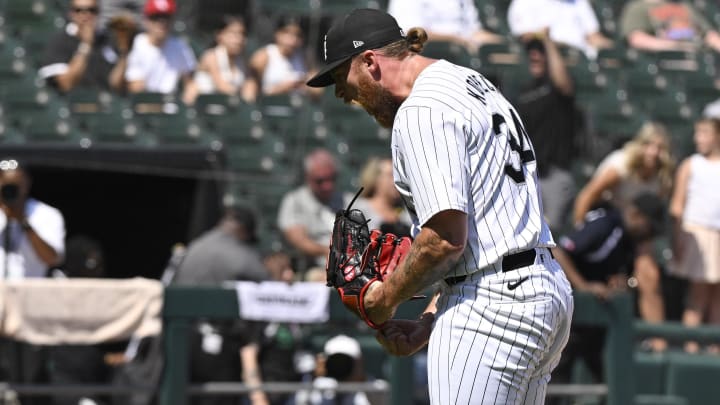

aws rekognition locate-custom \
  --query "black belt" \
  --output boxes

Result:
[444,248,553,286]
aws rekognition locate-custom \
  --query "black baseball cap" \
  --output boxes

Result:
[306,8,405,88]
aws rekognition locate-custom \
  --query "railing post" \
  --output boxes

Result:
[159,318,190,405]
[389,356,414,405]
[605,293,635,405]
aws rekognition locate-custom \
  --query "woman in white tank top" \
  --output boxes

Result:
[183,16,258,104]
[670,118,720,352]
[249,16,322,98]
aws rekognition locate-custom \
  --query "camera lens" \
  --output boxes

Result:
[0,183,20,203]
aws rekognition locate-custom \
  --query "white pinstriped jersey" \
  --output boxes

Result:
[391,60,555,278]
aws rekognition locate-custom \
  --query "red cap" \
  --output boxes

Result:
[144,0,176,16]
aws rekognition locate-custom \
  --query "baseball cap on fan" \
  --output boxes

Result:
[306,8,405,88]
[144,0,176,16]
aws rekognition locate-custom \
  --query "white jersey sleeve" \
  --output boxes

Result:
[392,106,469,226]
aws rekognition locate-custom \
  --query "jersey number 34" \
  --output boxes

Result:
[491,109,536,184]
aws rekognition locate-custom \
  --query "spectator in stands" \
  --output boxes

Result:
[173,202,270,405]
[296,334,379,405]
[515,34,578,234]
[98,0,143,29]
[183,15,259,105]
[669,117,720,353]
[125,0,196,95]
[508,0,613,59]
[173,202,268,285]
[705,97,720,119]
[39,0,136,93]
[573,122,675,347]
[620,0,720,53]
[250,16,322,99]
[48,235,114,405]
[0,158,66,405]
[551,193,668,392]
[355,157,411,237]
[277,148,350,275]
[387,0,504,54]
[259,251,307,405]
[574,121,675,225]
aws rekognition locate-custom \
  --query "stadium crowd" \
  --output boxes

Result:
[1,0,720,404]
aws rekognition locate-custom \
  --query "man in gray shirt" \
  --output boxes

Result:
[174,204,268,285]
[277,148,350,275]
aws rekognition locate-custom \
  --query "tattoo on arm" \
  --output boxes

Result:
[386,230,461,304]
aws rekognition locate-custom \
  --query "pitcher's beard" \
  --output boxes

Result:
[356,74,400,129]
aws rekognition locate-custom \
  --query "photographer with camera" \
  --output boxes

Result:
[0,158,65,279]
[0,158,66,404]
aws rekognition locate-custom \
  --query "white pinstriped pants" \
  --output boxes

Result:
[428,254,573,405]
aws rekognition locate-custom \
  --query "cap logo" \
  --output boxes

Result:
[323,35,328,61]
[352,40,364,48]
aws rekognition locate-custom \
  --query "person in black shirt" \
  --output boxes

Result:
[550,193,666,396]
[516,31,578,233]
[38,0,136,93]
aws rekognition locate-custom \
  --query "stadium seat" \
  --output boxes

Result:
[422,41,477,69]
[622,66,670,107]
[0,78,61,117]
[571,63,610,107]
[0,39,32,82]
[478,42,524,73]
[194,93,251,117]
[15,109,88,145]
[666,352,720,405]
[203,111,267,145]
[682,69,719,112]
[129,91,180,116]
[77,110,152,146]
[65,88,123,114]
[589,94,647,149]
[141,109,220,147]
[3,0,64,36]
[20,29,59,67]
[0,115,25,144]
[224,139,289,175]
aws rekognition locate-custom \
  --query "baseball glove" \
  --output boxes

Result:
[326,189,412,329]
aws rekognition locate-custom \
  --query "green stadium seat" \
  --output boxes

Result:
[142,110,220,147]
[478,42,524,72]
[129,91,180,116]
[422,41,477,68]
[589,94,647,147]
[0,79,61,117]
[571,63,611,107]
[0,40,32,82]
[666,352,720,405]
[0,116,25,144]
[19,29,57,67]
[224,140,289,175]
[202,107,267,145]
[15,109,88,145]
[3,0,64,36]
[622,66,669,106]
[682,69,719,112]
[194,93,252,117]
[65,88,123,114]
[77,111,152,146]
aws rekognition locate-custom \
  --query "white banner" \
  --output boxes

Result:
[232,281,330,323]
